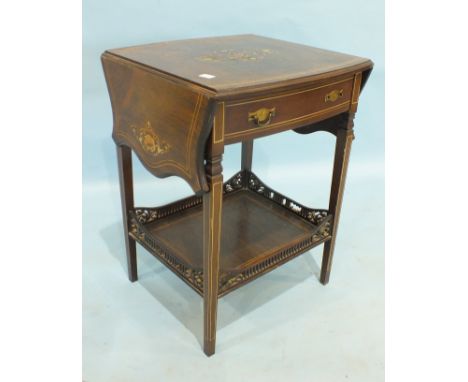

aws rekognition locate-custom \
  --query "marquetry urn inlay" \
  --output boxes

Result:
[131,121,170,156]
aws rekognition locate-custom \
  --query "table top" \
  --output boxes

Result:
[106,34,372,93]
[103,34,372,194]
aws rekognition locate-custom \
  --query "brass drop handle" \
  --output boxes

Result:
[248,107,276,127]
[325,89,344,102]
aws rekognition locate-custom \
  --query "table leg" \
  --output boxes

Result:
[241,139,253,187]
[203,156,223,356]
[241,139,253,171]
[116,145,138,282]
[320,119,355,285]
[203,104,225,354]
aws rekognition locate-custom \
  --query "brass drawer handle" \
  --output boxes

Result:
[248,107,276,127]
[325,89,344,102]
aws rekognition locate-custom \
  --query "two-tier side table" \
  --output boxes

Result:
[102,34,373,356]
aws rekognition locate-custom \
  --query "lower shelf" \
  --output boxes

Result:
[129,170,333,297]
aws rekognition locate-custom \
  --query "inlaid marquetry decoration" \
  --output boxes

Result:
[197,48,275,62]
[131,121,171,156]
[103,34,375,356]
[128,170,333,297]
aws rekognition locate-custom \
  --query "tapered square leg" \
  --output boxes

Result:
[241,139,253,171]
[202,175,223,356]
[202,104,225,356]
[116,145,138,282]
[320,122,355,285]
[320,239,335,285]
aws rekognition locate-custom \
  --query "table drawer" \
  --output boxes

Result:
[224,77,354,139]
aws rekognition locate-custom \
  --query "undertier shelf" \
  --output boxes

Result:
[129,170,333,297]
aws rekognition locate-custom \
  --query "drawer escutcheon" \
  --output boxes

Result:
[325,89,344,102]
[248,107,276,127]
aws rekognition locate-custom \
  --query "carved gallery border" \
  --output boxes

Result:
[128,170,333,297]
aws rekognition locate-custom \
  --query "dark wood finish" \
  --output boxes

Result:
[102,34,373,356]
[294,112,348,136]
[224,77,354,142]
[102,35,371,193]
[241,140,253,170]
[150,191,321,272]
[202,105,224,356]
[105,34,371,96]
[241,141,253,170]
[102,53,216,193]
[320,72,362,284]
[116,145,138,282]
[320,122,355,284]
[128,170,332,297]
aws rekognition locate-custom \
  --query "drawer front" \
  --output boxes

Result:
[224,77,354,140]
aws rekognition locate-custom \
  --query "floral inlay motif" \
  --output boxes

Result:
[131,121,170,156]
[197,48,275,62]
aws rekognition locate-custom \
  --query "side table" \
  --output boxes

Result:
[102,34,373,356]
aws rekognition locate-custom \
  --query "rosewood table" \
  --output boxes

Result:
[101,34,373,356]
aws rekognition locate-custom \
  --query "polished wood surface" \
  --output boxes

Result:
[116,145,137,282]
[320,72,362,284]
[241,140,253,172]
[128,170,332,298]
[102,53,215,193]
[320,120,355,284]
[223,76,354,142]
[102,35,372,193]
[106,34,371,94]
[202,110,224,355]
[147,191,318,272]
[102,34,373,356]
